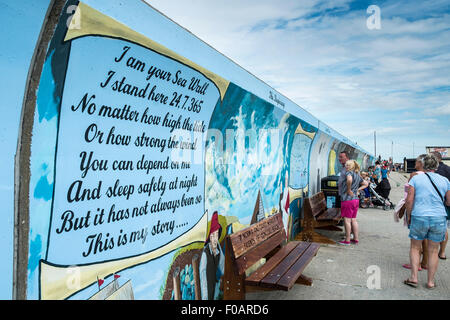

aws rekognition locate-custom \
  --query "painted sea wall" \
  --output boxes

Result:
[4,0,373,300]
[0,0,54,299]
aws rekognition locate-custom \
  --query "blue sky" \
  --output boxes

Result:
[146,0,450,162]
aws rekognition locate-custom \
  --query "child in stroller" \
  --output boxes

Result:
[359,171,395,210]
[359,172,372,208]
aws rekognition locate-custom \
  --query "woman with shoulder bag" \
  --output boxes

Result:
[404,154,450,289]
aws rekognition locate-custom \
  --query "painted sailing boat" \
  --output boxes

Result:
[88,275,134,300]
[250,190,266,225]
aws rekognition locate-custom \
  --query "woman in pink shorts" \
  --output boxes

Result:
[339,160,369,245]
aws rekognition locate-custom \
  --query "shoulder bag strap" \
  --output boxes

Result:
[424,173,445,203]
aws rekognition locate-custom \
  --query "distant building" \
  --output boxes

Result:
[426,146,450,166]
[403,157,416,173]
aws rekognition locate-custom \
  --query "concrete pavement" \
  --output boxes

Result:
[246,171,450,300]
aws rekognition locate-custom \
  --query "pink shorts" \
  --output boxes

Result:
[341,199,359,219]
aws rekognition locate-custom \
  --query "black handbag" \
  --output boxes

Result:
[424,173,450,220]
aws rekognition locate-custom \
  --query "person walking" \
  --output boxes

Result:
[368,166,375,183]
[431,151,450,260]
[373,161,381,185]
[381,163,389,180]
[403,154,450,289]
[338,160,368,245]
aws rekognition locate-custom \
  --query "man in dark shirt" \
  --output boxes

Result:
[432,152,449,260]
[338,151,350,194]
[432,152,450,181]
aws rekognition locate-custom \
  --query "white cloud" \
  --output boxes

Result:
[398,118,438,124]
[424,102,450,116]
[144,0,450,160]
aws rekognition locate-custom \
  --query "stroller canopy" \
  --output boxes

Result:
[375,178,391,199]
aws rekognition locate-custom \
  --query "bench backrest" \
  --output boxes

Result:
[305,192,327,218]
[227,213,286,275]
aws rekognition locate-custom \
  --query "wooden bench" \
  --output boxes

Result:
[223,213,320,300]
[295,191,342,245]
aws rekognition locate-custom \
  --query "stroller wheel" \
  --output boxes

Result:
[383,205,389,211]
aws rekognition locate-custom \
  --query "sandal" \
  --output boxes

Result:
[338,240,351,245]
[404,279,418,288]
[402,264,422,271]
[438,255,446,260]
[351,239,359,244]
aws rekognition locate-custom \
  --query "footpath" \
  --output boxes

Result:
[247,171,450,300]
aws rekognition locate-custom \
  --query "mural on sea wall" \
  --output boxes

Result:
[12,0,373,300]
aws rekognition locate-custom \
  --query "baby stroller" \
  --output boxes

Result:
[370,179,395,210]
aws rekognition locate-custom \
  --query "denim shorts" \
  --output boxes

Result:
[409,216,447,242]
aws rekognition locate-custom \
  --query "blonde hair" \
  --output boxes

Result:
[345,160,360,173]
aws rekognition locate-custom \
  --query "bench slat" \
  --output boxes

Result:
[276,243,320,290]
[312,206,326,217]
[234,229,286,275]
[308,194,327,218]
[245,241,299,286]
[316,208,341,221]
[259,241,310,288]
[229,213,283,259]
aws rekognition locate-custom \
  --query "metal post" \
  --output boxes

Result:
[391,141,393,161]
[374,131,376,159]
